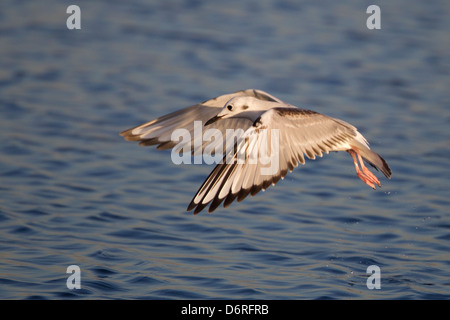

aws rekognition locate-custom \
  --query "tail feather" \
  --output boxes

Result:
[355,145,392,179]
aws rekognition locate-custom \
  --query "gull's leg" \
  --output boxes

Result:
[356,151,381,187]
[348,149,376,189]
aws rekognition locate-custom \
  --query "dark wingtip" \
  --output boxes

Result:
[187,200,197,213]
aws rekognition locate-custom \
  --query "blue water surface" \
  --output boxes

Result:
[0,0,449,299]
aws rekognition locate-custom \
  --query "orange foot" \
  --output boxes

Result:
[348,149,381,189]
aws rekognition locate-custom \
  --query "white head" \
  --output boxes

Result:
[205,96,276,126]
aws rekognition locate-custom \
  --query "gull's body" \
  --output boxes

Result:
[121,89,391,214]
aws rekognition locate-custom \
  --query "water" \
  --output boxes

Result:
[0,0,449,299]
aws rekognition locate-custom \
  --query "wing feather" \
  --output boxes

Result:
[187,107,366,214]
[120,89,285,154]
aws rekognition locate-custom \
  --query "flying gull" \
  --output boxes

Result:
[120,89,392,214]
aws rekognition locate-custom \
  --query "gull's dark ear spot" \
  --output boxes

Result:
[242,105,249,110]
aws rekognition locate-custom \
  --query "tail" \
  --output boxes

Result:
[352,142,392,179]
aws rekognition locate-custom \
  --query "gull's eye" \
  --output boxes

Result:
[227,105,233,111]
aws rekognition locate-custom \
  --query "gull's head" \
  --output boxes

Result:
[205,96,269,126]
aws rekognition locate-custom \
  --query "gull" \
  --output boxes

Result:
[120,89,392,214]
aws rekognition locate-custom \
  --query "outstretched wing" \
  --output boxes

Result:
[187,107,366,214]
[120,89,286,154]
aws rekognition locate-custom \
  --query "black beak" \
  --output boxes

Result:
[205,115,223,126]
